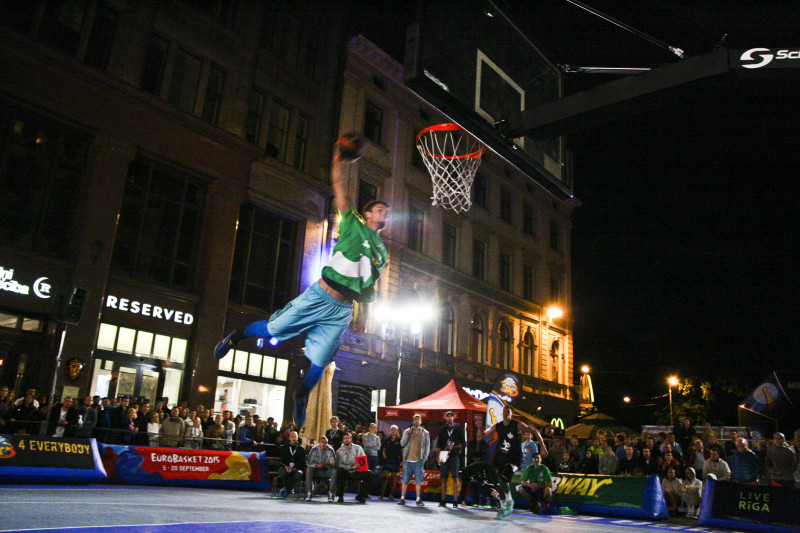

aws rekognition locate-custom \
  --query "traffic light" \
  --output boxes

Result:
[53,285,90,325]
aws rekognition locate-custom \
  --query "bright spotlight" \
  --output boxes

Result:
[269,337,279,346]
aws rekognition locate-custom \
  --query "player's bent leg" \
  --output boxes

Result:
[214,328,245,360]
[292,363,325,428]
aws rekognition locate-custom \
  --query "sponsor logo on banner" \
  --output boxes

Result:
[105,295,194,325]
[739,48,800,69]
[0,266,51,298]
[491,372,521,402]
[0,436,16,459]
[0,435,94,469]
[385,410,399,417]
[102,446,262,482]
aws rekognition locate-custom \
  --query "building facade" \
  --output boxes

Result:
[0,2,579,429]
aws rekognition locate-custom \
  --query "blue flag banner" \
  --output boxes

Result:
[484,394,504,463]
[742,372,794,420]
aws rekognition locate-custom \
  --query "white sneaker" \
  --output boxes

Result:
[305,493,312,501]
[416,499,425,506]
[327,492,334,502]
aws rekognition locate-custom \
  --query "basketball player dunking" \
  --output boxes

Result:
[214,138,388,429]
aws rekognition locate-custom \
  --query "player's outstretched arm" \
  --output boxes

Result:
[331,152,352,213]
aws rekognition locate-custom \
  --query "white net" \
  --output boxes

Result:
[416,124,485,213]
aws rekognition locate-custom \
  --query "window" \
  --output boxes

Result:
[499,252,511,292]
[521,332,535,376]
[292,114,309,170]
[442,223,456,267]
[357,180,377,214]
[523,264,534,301]
[229,204,300,311]
[112,155,205,290]
[523,203,534,235]
[498,322,511,369]
[500,189,512,223]
[363,101,383,145]
[0,99,90,257]
[245,89,264,143]
[407,206,424,253]
[472,240,485,280]
[438,304,454,356]
[473,173,487,209]
[371,388,387,414]
[550,340,560,382]
[266,100,290,161]
[0,312,43,332]
[84,3,117,69]
[549,220,559,250]
[550,277,560,303]
[201,65,225,124]
[38,0,88,55]
[167,49,202,113]
[470,314,484,364]
[140,35,168,96]
[218,349,289,381]
[96,323,186,364]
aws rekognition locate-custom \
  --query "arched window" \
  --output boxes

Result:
[470,314,484,364]
[438,304,454,356]
[550,339,560,382]
[498,322,510,369]
[521,331,534,376]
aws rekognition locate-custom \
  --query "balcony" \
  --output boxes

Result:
[341,328,578,401]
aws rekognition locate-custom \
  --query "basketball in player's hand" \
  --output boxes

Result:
[335,133,365,161]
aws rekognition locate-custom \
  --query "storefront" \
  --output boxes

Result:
[89,280,196,405]
[0,254,67,396]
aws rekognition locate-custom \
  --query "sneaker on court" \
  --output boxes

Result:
[397,498,405,505]
[438,501,446,508]
[305,493,312,501]
[337,497,344,503]
[214,330,241,360]
[416,499,424,506]
[279,488,287,498]
[327,493,334,502]
[453,502,459,509]
[293,389,307,429]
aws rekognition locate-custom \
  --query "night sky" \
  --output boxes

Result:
[354,1,800,423]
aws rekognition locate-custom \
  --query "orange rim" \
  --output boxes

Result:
[416,123,486,160]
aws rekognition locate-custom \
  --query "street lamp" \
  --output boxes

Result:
[667,375,679,426]
[373,297,438,405]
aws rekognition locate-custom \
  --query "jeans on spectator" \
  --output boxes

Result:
[306,465,336,494]
[336,467,374,499]
[367,454,378,472]
[278,468,303,493]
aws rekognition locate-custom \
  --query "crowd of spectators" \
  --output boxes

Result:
[1,385,798,514]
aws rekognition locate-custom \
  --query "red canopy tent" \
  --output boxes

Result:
[377,379,487,439]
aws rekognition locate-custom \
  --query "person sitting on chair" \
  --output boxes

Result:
[306,436,337,502]
[335,432,373,503]
[278,430,306,498]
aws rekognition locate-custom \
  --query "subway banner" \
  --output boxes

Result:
[698,477,800,533]
[510,473,668,520]
[0,434,107,483]
[99,444,268,489]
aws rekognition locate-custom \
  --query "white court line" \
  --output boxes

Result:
[1,519,358,533]
[0,501,227,508]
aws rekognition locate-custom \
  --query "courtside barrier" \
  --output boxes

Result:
[98,444,269,489]
[0,434,107,484]
[509,473,668,520]
[698,477,800,533]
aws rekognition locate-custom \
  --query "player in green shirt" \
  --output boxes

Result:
[517,452,554,514]
[214,142,388,429]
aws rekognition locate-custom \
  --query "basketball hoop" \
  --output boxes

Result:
[416,123,486,213]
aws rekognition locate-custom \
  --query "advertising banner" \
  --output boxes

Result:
[509,472,668,520]
[99,444,268,489]
[699,478,800,533]
[0,434,106,483]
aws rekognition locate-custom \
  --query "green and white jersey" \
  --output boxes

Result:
[522,464,552,485]
[321,207,387,303]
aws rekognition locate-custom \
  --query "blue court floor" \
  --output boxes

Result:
[0,485,745,533]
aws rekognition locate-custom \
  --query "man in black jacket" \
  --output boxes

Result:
[436,411,465,508]
[278,430,306,497]
[47,397,78,437]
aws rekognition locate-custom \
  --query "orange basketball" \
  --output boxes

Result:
[335,132,365,161]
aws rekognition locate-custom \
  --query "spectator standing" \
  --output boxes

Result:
[13,388,39,408]
[305,435,336,502]
[379,425,402,500]
[278,431,306,497]
[95,397,112,441]
[238,415,263,451]
[0,385,12,432]
[335,432,373,504]
[204,414,226,450]
[674,416,696,455]
[398,414,430,506]
[111,397,130,442]
[48,397,78,437]
[361,423,381,472]
[119,408,138,444]
[520,430,540,470]
[728,437,761,484]
[11,394,41,434]
[660,433,683,460]
[160,407,185,448]
[598,446,618,475]
[74,396,97,438]
[723,430,740,459]
[325,417,343,450]
[702,449,731,481]
[184,417,203,449]
[588,437,604,458]
[435,411,465,508]
[765,432,797,488]
[687,439,709,473]
[618,445,641,475]
[640,447,660,476]
[146,412,161,446]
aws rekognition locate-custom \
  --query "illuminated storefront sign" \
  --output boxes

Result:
[463,386,511,403]
[105,295,194,325]
[0,266,51,299]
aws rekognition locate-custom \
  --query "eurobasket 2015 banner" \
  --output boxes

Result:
[0,434,107,483]
[99,444,268,489]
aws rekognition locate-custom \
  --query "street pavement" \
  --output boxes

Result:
[0,485,743,533]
